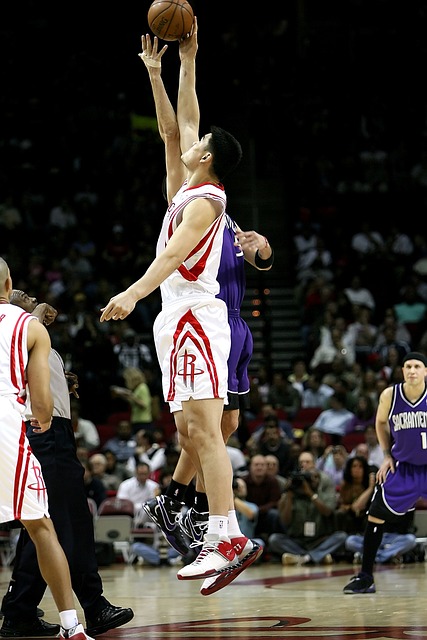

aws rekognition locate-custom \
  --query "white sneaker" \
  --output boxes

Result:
[200,537,264,596]
[58,623,94,639]
[177,536,237,580]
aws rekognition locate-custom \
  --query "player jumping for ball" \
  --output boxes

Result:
[100,17,251,583]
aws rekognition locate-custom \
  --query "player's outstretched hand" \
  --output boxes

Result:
[179,16,197,55]
[139,34,168,69]
[100,291,136,322]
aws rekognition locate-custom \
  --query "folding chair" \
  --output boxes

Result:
[95,498,135,563]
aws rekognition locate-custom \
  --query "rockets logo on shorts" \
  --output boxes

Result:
[177,350,204,392]
[164,308,226,403]
[27,460,48,504]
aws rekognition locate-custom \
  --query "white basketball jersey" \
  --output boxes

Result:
[0,303,35,410]
[156,180,227,304]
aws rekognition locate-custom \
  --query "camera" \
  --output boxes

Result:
[289,471,312,491]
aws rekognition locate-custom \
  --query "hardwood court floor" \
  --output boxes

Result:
[1,559,427,639]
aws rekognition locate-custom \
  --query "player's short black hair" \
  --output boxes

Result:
[208,125,242,181]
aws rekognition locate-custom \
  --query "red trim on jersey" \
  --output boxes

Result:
[10,312,30,405]
[183,181,225,193]
[178,215,223,282]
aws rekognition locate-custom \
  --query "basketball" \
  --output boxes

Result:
[147,0,194,42]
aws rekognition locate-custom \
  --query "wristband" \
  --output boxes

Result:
[255,248,274,268]
[311,493,319,502]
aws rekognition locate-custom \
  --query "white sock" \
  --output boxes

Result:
[206,515,229,539]
[59,610,78,630]
[227,510,243,538]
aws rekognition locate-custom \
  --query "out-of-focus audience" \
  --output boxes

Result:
[316,444,348,488]
[349,424,384,470]
[89,452,122,493]
[102,419,137,477]
[3,4,427,570]
[83,459,107,508]
[310,391,355,445]
[300,427,327,462]
[71,398,100,452]
[117,462,160,526]
[335,455,376,535]
[110,366,154,435]
[241,454,283,542]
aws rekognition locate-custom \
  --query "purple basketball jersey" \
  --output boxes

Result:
[216,214,246,311]
[216,215,253,400]
[369,382,427,516]
[389,383,427,465]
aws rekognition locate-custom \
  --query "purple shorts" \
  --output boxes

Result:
[369,460,427,519]
[225,311,253,412]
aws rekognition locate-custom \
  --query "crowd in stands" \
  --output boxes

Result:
[2,3,427,567]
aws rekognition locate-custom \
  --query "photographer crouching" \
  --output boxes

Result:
[267,466,347,565]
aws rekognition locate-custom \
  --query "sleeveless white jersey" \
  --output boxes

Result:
[156,180,227,305]
[0,303,49,522]
[153,181,230,409]
[0,303,34,408]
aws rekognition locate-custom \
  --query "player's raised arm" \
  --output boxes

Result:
[139,34,185,201]
[177,17,199,154]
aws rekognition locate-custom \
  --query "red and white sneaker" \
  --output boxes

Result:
[231,536,254,558]
[200,537,263,596]
[176,536,237,580]
[58,623,94,639]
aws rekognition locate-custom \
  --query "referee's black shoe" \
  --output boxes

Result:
[0,608,44,620]
[0,617,59,637]
[86,604,134,636]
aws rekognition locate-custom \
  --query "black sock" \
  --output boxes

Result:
[165,480,188,502]
[193,491,209,513]
[361,521,384,577]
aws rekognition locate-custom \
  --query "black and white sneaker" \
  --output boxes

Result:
[343,573,376,594]
[142,496,189,555]
[180,507,208,546]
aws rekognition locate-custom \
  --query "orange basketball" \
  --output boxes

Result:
[147,0,194,42]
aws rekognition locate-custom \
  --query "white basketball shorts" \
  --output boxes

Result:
[154,296,230,413]
[0,397,50,523]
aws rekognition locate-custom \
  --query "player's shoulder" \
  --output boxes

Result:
[381,384,395,399]
[378,384,394,407]
[27,314,44,333]
[27,316,51,348]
